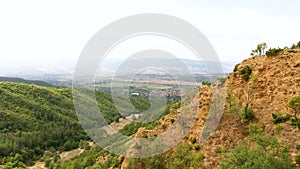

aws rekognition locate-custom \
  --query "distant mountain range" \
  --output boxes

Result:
[0,76,54,87]
[0,58,235,86]
[98,57,235,75]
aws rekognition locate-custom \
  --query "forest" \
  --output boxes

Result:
[0,82,152,168]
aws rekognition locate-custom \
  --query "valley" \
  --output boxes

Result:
[0,43,300,169]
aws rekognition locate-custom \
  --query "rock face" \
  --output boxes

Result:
[188,49,300,168]
[220,49,300,167]
[191,49,299,168]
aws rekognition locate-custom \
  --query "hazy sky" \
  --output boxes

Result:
[1,0,300,73]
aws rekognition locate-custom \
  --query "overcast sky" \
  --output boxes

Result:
[1,0,300,74]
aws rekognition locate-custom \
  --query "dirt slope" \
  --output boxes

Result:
[200,49,300,168]
[121,49,300,168]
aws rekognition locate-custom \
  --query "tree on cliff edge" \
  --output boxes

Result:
[251,42,267,56]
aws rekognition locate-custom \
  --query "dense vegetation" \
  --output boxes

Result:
[0,82,88,167]
[61,146,124,169]
[0,82,151,168]
[266,48,284,56]
[220,124,296,169]
[126,143,204,169]
[60,141,204,169]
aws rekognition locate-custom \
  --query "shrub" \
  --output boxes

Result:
[119,122,143,136]
[291,41,300,49]
[173,101,181,110]
[291,44,296,49]
[49,162,54,169]
[240,66,252,81]
[296,144,300,150]
[202,81,211,86]
[233,65,238,72]
[275,125,284,134]
[162,124,167,129]
[247,123,264,135]
[190,137,197,144]
[170,143,204,168]
[194,144,200,151]
[61,140,78,151]
[296,154,300,165]
[53,155,60,163]
[242,107,255,122]
[216,148,226,154]
[141,133,148,138]
[220,134,296,169]
[240,66,252,75]
[79,140,91,150]
[266,47,283,56]
[162,104,170,118]
[43,151,52,158]
[288,96,300,117]
[272,112,291,124]
[44,157,51,168]
[291,118,300,129]
[170,118,175,124]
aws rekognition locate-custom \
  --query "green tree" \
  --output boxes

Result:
[288,96,300,117]
[251,42,267,56]
[291,41,300,49]
[240,66,252,81]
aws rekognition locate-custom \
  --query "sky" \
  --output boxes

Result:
[0,0,300,74]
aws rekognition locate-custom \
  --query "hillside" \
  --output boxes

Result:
[119,48,300,168]
[47,49,300,169]
[0,82,87,167]
[195,48,300,168]
[0,48,300,169]
[0,82,151,168]
[0,76,54,87]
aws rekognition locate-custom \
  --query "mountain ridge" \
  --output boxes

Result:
[0,76,54,87]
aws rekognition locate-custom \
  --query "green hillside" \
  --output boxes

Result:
[0,82,150,167]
